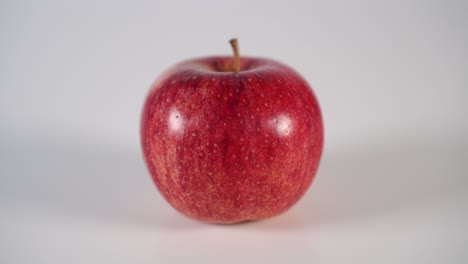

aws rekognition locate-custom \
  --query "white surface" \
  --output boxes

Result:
[1,0,467,263]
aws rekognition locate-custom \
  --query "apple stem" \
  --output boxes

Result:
[229,38,240,72]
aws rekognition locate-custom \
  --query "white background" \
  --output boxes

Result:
[1,0,467,263]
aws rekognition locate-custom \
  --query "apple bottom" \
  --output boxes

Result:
[145,133,321,224]
[153,170,319,224]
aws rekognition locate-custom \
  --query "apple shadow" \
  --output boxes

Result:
[0,133,202,231]
[248,137,468,231]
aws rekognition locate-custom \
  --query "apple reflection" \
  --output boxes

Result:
[269,114,293,137]
[168,108,184,134]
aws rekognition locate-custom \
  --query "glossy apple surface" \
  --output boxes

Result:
[141,56,323,223]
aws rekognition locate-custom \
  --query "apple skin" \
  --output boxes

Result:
[141,56,323,224]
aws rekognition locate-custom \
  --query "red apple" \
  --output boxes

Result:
[141,40,323,224]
